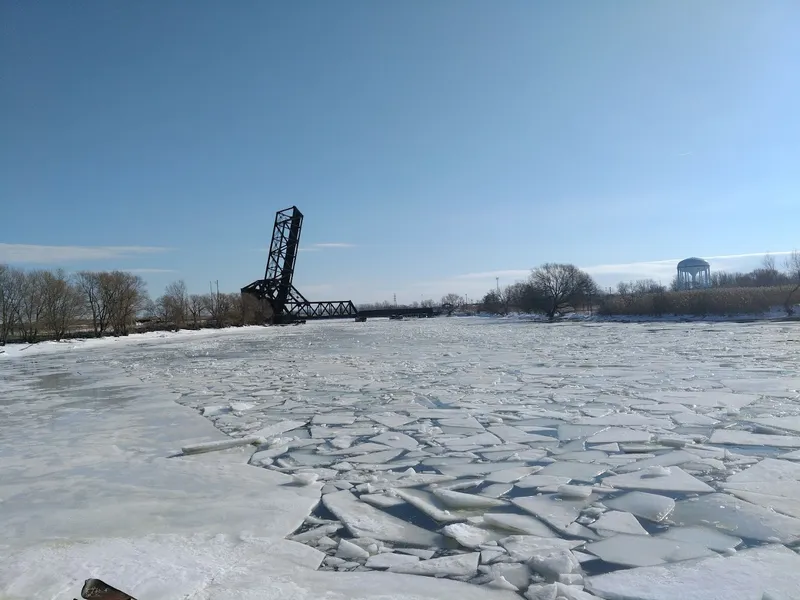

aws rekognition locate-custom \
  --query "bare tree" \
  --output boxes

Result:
[15,270,47,342]
[784,251,800,316]
[107,272,147,335]
[0,265,24,344]
[75,271,115,336]
[225,292,244,326]
[188,294,206,328]
[40,269,83,340]
[441,293,464,308]
[480,289,503,314]
[529,263,598,319]
[157,279,189,329]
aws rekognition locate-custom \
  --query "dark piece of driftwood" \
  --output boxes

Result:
[75,578,137,600]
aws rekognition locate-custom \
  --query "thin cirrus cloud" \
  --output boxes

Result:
[0,243,170,264]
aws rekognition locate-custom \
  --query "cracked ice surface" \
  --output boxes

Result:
[3,319,800,599]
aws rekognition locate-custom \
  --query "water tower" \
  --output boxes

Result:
[677,257,711,290]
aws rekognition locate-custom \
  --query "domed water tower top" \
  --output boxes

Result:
[677,257,710,269]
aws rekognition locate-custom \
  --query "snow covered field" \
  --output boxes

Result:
[2,318,800,599]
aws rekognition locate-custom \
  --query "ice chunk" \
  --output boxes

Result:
[181,436,262,455]
[291,472,319,486]
[394,488,472,523]
[616,450,698,473]
[485,575,519,591]
[388,553,480,577]
[672,412,719,426]
[512,494,590,534]
[396,548,436,560]
[589,511,649,536]
[671,493,800,544]
[252,419,307,439]
[336,539,370,560]
[529,549,581,581]
[365,552,420,569]
[432,488,508,509]
[604,491,675,523]
[483,512,557,537]
[436,461,527,478]
[586,545,800,600]
[657,526,742,552]
[369,412,417,428]
[557,485,593,499]
[442,432,504,447]
[485,466,540,483]
[201,405,231,417]
[526,583,558,600]
[585,534,714,567]
[516,475,572,489]
[646,390,758,409]
[312,413,357,425]
[710,430,800,448]
[347,449,405,464]
[558,425,608,441]
[490,562,530,589]
[330,436,353,449]
[587,428,653,444]
[537,461,608,483]
[439,416,486,430]
[370,431,419,450]
[481,548,506,563]
[721,458,800,517]
[499,535,583,561]
[489,425,555,443]
[749,416,800,435]
[443,523,501,548]
[480,483,514,498]
[578,413,673,429]
[602,466,714,493]
[290,523,341,543]
[359,493,405,509]
[322,490,443,547]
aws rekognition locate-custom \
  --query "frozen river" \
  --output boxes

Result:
[2,318,800,599]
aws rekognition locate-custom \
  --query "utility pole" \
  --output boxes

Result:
[496,277,500,293]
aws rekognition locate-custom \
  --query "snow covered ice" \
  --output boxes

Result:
[2,319,800,599]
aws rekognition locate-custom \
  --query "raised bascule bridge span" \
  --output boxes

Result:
[241,206,450,324]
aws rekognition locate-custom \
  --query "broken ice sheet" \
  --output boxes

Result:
[388,552,480,578]
[537,461,608,483]
[484,466,540,483]
[443,523,503,548]
[671,492,800,544]
[394,488,479,523]
[585,533,714,567]
[586,544,800,600]
[603,491,675,523]
[587,428,653,444]
[721,457,800,518]
[322,490,443,547]
[589,511,649,536]
[512,494,592,534]
[369,431,418,450]
[602,466,714,493]
[657,526,741,552]
[709,429,800,448]
[498,535,583,561]
[483,513,557,537]
[431,488,508,510]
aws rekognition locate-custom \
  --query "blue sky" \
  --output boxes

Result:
[2,1,798,303]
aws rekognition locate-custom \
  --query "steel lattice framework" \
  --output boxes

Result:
[242,206,358,323]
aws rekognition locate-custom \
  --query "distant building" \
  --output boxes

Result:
[677,257,711,290]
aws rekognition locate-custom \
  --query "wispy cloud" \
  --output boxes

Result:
[0,244,170,264]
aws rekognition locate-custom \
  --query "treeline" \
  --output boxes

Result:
[481,263,600,319]
[0,265,247,345]
[480,253,800,318]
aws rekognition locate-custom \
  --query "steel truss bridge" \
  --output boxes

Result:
[242,206,452,324]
